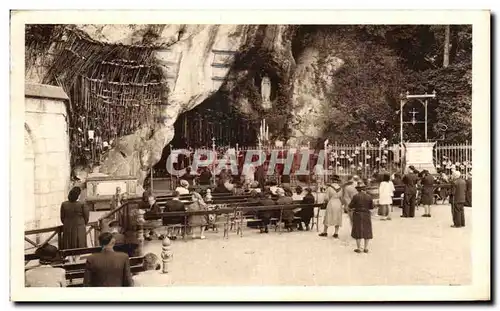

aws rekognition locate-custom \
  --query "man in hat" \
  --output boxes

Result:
[83,232,133,287]
[402,166,419,218]
[25,244,66,287]
[465,171,472,207]
[343,175,359,226]
[451,170,467,228]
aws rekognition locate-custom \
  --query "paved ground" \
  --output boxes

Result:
[144,204,472,286]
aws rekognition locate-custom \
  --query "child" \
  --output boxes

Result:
[378,173,395,220]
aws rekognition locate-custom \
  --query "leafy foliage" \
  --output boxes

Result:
[298,25,472,144]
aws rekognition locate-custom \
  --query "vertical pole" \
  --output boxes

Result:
[400,97,404,175]
[150,101,154,192]
[400,98,404,150]
[334,142,338,175]
[324,140,328,184]
[136,209,145,257]
[169,145,173,190]
[434,142,438,172]
[424,100,428,141]
[212,137,216,186]
[161,237,172,274]
[307,141,311,188]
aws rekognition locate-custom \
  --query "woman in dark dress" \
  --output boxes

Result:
[348,183,374,253]
[420,170,435,217]
[60,187,89,250]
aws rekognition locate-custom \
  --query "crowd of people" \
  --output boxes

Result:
[24,161,472,287]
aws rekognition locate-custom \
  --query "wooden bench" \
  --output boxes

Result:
[24,243,145,287]
[145,202,324,238]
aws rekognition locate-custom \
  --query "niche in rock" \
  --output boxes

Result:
[154,92,259,173]
[254,71,279,108]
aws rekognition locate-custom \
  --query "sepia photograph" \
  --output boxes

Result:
[10,10,490,301]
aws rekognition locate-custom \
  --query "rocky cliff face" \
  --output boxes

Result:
[26,24,366,185]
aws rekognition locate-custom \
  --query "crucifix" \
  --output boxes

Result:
[399,90,437,174]
[409,108,418,125]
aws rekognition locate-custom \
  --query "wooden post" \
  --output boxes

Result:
[136,209,145,257]
[161,237,172,274]
[443,25,450,68]
[212,137,216,186]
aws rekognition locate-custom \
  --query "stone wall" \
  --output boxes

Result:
[24,83,70,231]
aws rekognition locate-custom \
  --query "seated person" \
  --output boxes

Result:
[268,180,279,196]
[180,167,196,186]
[175,179,190,195]
[142,194,162,241]
[276,188,295,231]
[281,173,291,188]
[133,253,171,287]
[299,188,315,231]
[213,178,234,194]
[292,186,304,201]
[160,191,186,240]
[198,167,213,186]
[25,244,66,287]
[257,191,277,234]
[108,220,126,245]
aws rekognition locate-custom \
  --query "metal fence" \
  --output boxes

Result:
[159,141,472,187]
[433,142,472,178]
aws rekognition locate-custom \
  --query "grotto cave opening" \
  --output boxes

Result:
[153,91,259,175]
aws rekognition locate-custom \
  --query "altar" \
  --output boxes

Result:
[404,142,437,174]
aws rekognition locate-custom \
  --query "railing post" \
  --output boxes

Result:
[136,209,145,257]
[57,227,63,250]
[161,237,173,274]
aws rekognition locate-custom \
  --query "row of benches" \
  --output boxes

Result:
[25,244,145,287]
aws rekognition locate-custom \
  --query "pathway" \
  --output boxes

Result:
[144,204,472,286]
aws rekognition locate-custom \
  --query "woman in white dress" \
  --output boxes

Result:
[319,175,344,238]
[378,173,395,220]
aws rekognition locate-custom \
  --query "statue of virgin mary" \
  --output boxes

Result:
[261,76,271,103]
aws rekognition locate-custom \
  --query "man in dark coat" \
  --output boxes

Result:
[160,191,186,240]
[465,173,472,207]
[83,232,133,287]
[257,191,276,233]
[451,171,467,228]
[402,166,418,218]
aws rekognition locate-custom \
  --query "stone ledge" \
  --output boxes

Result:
[25,83,69,101]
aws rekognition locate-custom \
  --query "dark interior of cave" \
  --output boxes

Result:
[154,91,258,172]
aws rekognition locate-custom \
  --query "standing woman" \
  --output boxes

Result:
[378,173,395,220]
[349,183,374,253]
[420,170,435,217]
[319,175,344,239]
[60,187,89,250]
